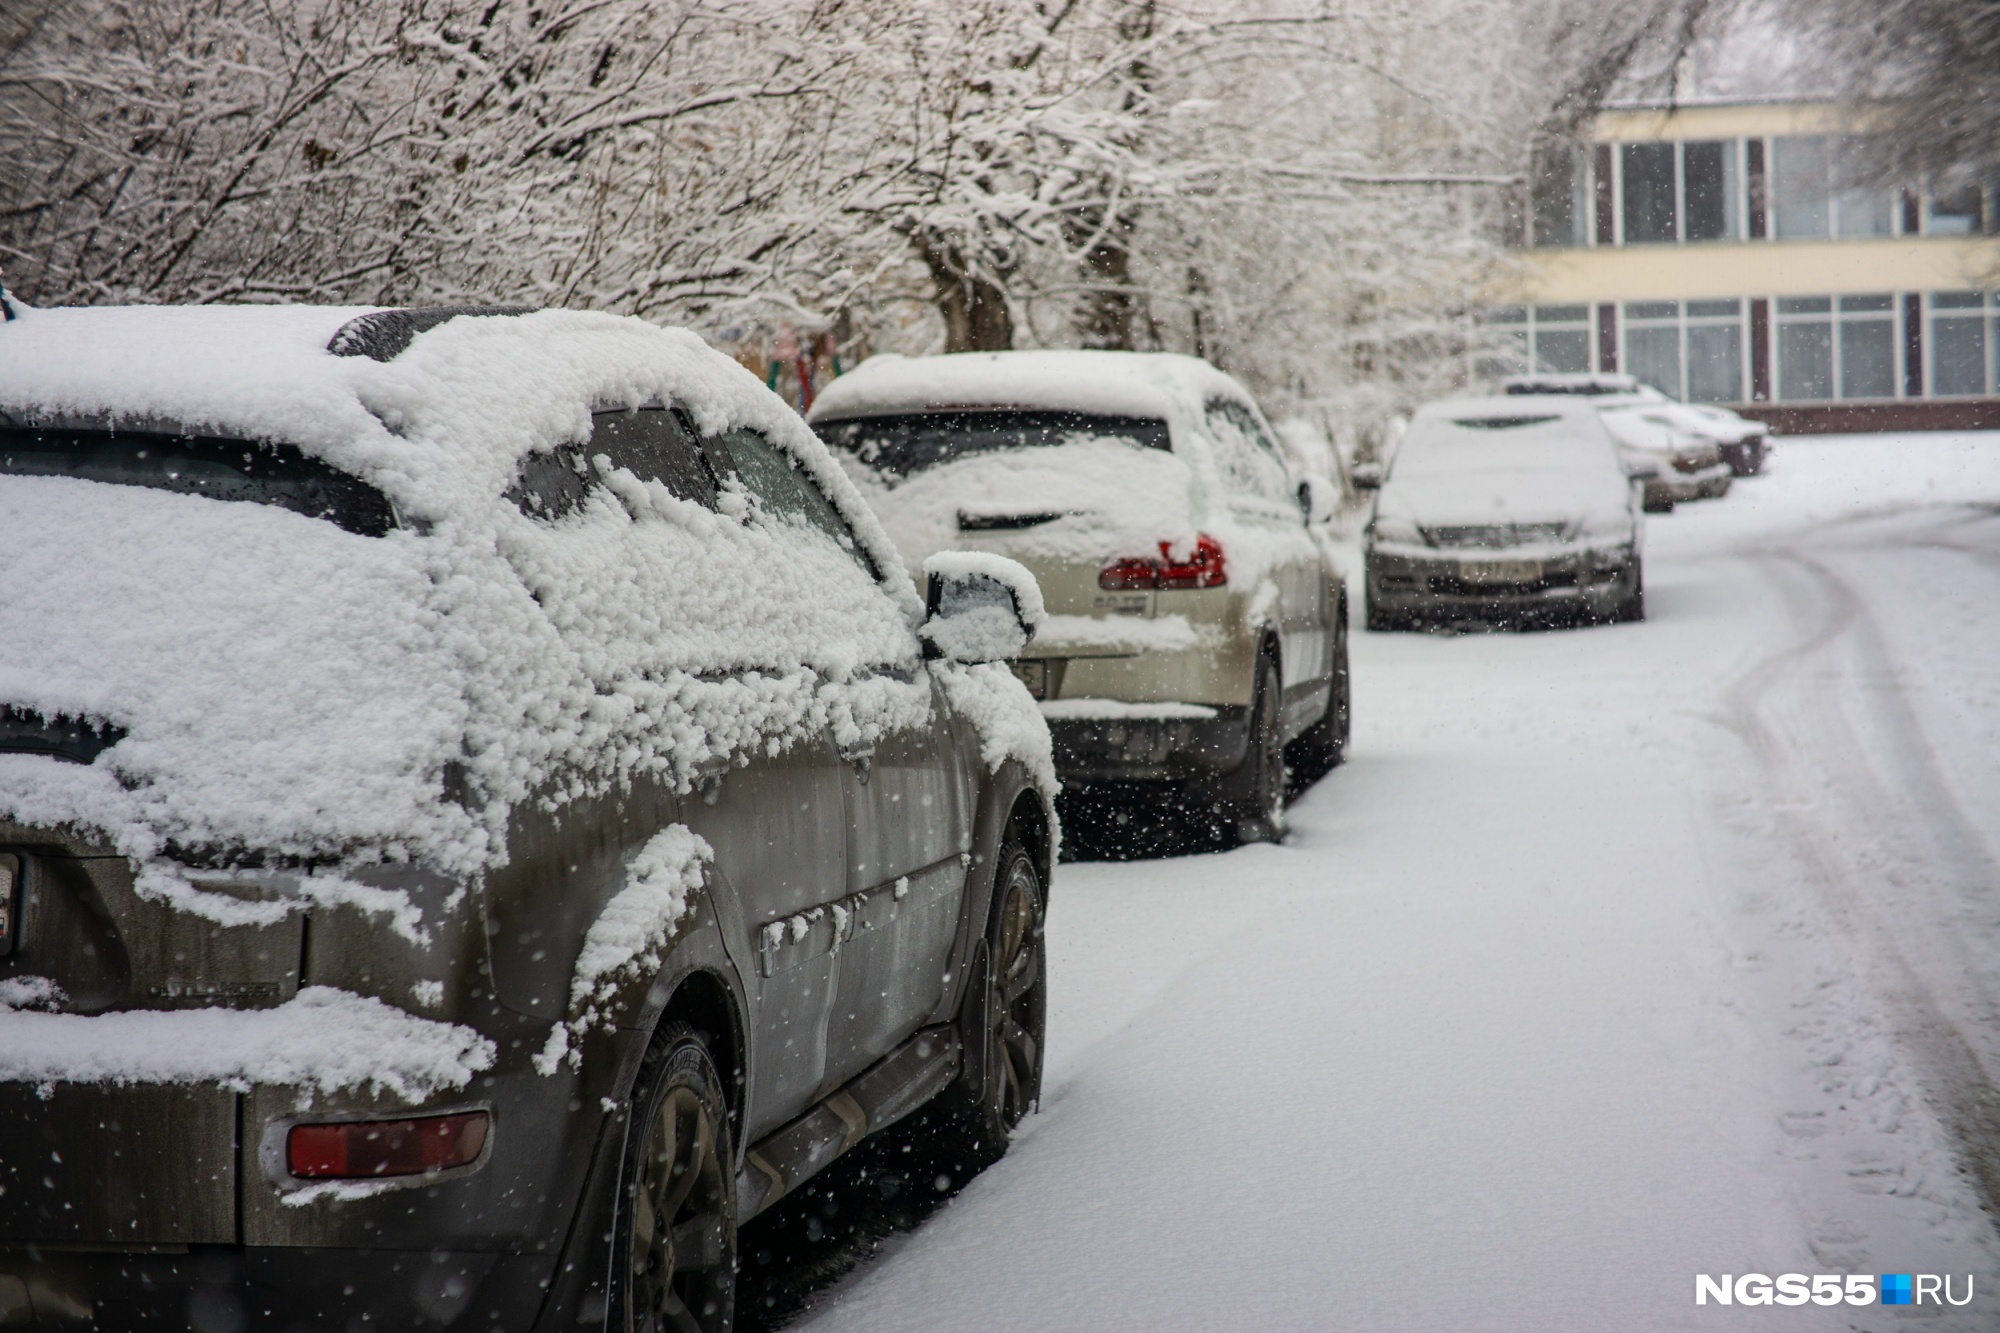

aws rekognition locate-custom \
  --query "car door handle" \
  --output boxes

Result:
[694,753,730,804]
[838,741,875,782]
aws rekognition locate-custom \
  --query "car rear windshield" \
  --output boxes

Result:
[815,410,1171,482]
[0,427,396,536]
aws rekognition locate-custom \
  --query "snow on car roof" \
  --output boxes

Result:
[806,349,1254,425]
[0,304,997,929]
[1500,372,1650,396]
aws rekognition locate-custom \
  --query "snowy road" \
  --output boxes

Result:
[789,435,2000,1331]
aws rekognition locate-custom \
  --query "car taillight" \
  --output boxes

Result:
[1097,533,1228,590]
[287,1110,489,1179]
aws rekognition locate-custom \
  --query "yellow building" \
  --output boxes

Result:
[1497,98,2000,431]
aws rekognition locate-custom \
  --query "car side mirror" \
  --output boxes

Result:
[1349,461,1383,491]
[1620,453,1661,481]
[921,553,1044,664]
[1296,474,1339,524]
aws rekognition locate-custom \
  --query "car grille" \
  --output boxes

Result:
[1420,522,1567,548]
[1427,569,1579,596]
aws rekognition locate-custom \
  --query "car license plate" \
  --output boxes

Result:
[1009,659,1048,699]
[1457,559,1541,584]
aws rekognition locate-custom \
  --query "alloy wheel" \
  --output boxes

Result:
[623,1042,735,1333]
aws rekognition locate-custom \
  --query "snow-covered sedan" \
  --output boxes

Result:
[1504,372,1770,477]
[1364,396,1645,629]
[0,299,1055,1331]
[810,351,1349,845]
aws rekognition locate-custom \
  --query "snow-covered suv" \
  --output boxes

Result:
[0,300,1053,1331]
[810,351,1350,846]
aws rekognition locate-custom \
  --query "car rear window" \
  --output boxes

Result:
[815,410,1171,482]
[0,427,395,536]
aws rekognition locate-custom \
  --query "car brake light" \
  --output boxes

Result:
[1097,533,1228,590]
[287,1110,489,1179]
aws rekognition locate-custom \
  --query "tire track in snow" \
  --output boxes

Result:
[1718,514,2000,1228]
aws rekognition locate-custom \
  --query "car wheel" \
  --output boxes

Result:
[1230,656,1287,844]
[1614,560,1646,623]
[934,832,1046,1169]
[614,1024,736,1333]
[1285,612,1348,781]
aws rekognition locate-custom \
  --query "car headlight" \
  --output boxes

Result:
[1367,514,1423,547]
[1576,511,1635,544]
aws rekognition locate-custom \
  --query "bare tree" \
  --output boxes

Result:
[1770,0,2000,190]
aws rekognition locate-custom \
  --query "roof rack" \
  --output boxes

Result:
[327,306,535,361]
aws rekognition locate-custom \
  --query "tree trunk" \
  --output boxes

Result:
[917,235,1013,353]
[1071,209,1138,350]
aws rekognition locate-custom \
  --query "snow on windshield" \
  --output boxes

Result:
[1393,411,1614,478]
[0,307,1053,928]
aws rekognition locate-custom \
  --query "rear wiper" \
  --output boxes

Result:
[957,509,1075,531]
[0,707,125,764]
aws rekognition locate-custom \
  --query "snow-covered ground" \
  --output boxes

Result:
[792,434,2000,1331]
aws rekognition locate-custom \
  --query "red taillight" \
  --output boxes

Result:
[287,1110,489,1179]
[1098,533,1228,591]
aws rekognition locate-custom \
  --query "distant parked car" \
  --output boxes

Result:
[0,301,1055,1331]
[1364,396,1645,629]
[810,350,1350,845]
[1503,372,1770,476]
[1596,404,1733,509]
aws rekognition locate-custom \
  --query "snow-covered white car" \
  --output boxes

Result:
[1364,396,1645,629]
[1596,403,1733,509]
[810,350,1350,845]
[1503,372,1770,477]
[0,300,1056,1330]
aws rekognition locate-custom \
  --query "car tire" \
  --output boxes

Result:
[1285,612,1348,781]
[612,1023,737,1333]
[1365,599,1403,632]
[932,831,1046,1170]
[1228,656,1287,844]
[1614,560,1645,623]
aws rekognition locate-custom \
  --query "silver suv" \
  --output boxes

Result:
[0,302,1053,1331]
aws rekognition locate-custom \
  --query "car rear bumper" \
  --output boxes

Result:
[1044,706,1252,783]
[1717,436,1767,476]
[0,1244,558,1330]
[1665,461,1733,498]
[1366,549,1635,624]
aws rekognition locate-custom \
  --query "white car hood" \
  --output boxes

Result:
[1380,465,1630,532]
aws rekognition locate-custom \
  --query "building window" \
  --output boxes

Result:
[1530,304,1593,372]
[1928,184,1986,236]
[1930,292,1996,395]
[1683,141,1739,241]
[1618,299,1747,401]
[1686,299,1746,402]
[1478,305,1594,375]
[1831,136,1895,237]
[1837,295,1897,398]
[1772,137,1831,240]
[1623,302,1682,394]
[1776,296,1834,398]
[1775,294,1903,401]
[1530,145,1589,248]
[1621,143,1678,243]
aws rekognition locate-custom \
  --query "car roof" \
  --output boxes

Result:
[1500,372,1651,396]
[1411,395,1606,427]
[806,349,1258,425]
